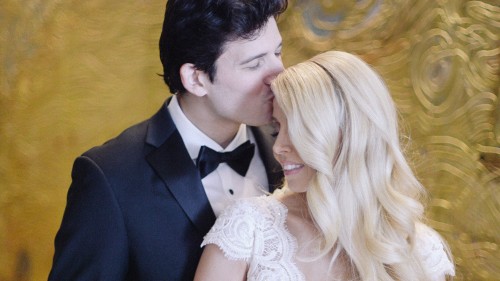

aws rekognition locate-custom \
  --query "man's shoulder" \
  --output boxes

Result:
[84,118,151,160]
[82,101,175,162]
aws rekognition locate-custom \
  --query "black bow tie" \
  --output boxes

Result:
[196,140,255,179]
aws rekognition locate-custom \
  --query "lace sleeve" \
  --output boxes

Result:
[201,199,261,261]
[414,223,455,280]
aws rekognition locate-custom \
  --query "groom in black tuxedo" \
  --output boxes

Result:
[48,0,288,280]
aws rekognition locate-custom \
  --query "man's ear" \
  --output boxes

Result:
[179,63,209,97]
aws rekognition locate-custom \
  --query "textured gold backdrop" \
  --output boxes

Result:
[1,0,499,280]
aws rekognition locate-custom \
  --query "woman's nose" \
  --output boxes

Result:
[272,134,290,156]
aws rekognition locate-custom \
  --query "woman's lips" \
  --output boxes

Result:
[282,163,304,176]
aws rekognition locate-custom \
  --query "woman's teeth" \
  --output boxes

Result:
[283,164,303,171]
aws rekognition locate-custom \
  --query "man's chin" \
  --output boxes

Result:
[252,116,273,127]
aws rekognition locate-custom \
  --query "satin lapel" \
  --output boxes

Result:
[251,126,284,192]
[145,101,216,235]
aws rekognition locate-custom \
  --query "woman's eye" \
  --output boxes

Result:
[271,121,280,137]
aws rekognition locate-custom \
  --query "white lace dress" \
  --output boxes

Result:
[202,196,455,281]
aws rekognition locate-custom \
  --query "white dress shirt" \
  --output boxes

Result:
[167,95,268,217]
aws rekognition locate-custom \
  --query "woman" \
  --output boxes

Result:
[194,51,455,280]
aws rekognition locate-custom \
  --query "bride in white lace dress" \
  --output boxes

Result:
[194,51,455,281]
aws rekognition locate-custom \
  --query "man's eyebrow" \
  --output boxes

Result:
[239,53,266,65]
[239,42,282,65]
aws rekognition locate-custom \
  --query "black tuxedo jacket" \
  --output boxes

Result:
[48,100,283,280]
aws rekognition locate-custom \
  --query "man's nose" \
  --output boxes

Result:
[264,57,285,85]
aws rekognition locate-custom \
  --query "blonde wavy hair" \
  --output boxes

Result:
[271,51,435,280]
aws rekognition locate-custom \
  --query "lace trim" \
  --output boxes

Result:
[202,196,304,281]
[202,197,454,281]
[414,223,455,279]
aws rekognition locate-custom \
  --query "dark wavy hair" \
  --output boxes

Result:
[159,0,288,94]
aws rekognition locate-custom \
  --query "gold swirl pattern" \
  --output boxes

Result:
[278,1,499,280]
[1,0,499,280]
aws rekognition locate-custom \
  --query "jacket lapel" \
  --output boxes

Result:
[251,126,284,192]
[145,101,216,235]
[143,100,283,235]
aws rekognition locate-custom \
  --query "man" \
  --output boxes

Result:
[48,0,288,280]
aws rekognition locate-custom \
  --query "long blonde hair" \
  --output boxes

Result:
[271,51,430,280]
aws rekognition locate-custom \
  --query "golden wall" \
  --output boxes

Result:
[1,0,498,280]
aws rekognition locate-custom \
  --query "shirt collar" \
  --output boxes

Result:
[167,95,250,160]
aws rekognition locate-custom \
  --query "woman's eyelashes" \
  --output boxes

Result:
[271,119,280,137]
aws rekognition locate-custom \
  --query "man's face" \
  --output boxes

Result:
[203,17,284,127]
